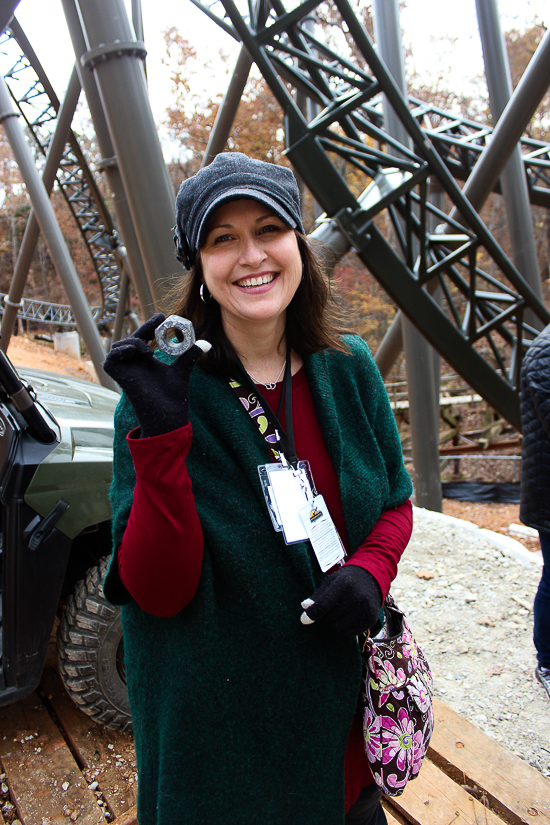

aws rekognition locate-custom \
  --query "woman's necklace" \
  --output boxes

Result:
[246,359,286,391]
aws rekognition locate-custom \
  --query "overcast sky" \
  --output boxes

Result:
[9,0,549,160]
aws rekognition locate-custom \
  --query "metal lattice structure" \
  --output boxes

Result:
[347,95,550,208]
[0,20,121,326]
[0,292,103,327]
[191,0,550,429]
[408,99,550,209]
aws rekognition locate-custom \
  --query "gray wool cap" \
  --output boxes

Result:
[174,152,304,268]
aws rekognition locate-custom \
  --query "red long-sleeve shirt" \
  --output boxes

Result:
[117,365,412,810]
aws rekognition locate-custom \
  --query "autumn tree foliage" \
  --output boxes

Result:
[163,27,287,178]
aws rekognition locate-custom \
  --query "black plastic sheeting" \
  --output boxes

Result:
[441,481,520,503]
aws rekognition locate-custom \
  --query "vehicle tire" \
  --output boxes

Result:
[57,556,132,732]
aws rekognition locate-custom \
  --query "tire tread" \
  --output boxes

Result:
[57,556,132,733]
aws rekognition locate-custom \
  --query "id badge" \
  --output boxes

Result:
[299,494,346,572]
[258,460,314,544]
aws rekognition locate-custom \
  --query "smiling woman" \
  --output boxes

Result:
[102,152,414,825]
[199,200,303,367]
[170,153,350,381]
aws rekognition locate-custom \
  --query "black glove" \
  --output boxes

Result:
[300,565,382,638]
[103,313,210,438]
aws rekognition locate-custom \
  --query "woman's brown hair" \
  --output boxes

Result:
[168,232,350,376]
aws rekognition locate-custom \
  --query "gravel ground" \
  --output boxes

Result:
[393,507,550,778]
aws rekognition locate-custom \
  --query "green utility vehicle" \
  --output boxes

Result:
[0,347,132,731]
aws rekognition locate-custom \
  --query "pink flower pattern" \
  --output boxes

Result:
[370,659,408,706]
[381,707,424,774]
[361,601,434,796]
[362,706,382,763]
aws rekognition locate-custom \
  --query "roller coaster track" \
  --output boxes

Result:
[403,99,550,209]
[0,20,121,328]
[353,97,550,208]
[0,293,103,327]
[1,4,549,427]
[193,0,550,429]
[195,2,550,210]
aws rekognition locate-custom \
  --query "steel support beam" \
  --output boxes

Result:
[202,46,253,167]
[131,0,144,43]
[476,0,543,329]
[61,0,155,319]
[0,0,18,35]
[373,0,442,512]
[378,23,550,375]
[112,257,130,343]
[0,75,118,392]
[191,0,549,432]
[451,26,550,219]
[374,316,403,377]
[75,0,176,309]
[356,224,522,429]
[1,65,81,348]
[202,0,274,168]
[131,0,146,81]
[202,6,351,257]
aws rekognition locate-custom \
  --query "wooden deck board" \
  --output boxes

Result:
[429,698,550,825]
[0,691,104,825]
[382,802,405,825]
[40,657,137,820]
[0,683,547,825]
[390,758,504,825]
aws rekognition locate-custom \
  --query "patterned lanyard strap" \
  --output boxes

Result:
[229,347,297,466]
[229,377,281,461]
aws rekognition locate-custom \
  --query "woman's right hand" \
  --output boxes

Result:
[104,313,211,437]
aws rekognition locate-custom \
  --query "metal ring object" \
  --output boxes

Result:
[155,316,195,357]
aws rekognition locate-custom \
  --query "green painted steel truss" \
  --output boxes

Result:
[0,21,121,327]
[193,0,550,429]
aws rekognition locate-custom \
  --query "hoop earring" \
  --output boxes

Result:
[200,283,211,304]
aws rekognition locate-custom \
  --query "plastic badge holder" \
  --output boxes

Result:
[258,460,314,544]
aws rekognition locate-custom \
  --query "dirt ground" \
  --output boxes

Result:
[397,508,549,778]
[5,333,95,383]
[442,500,540,553]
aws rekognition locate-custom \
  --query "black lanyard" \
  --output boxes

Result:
[237,345,298,467]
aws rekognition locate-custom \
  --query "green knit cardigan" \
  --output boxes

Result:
[104,335,412,825]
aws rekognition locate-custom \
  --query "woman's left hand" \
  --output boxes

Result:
[300,565,382,638]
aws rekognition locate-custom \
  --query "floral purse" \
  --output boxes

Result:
[360,595,434,796]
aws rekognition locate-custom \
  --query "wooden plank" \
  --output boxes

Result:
[430,698,550,825]
[41,657,137,820]
[391,757,505,825]
[382,802,406,825]
[0,691,105,825]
